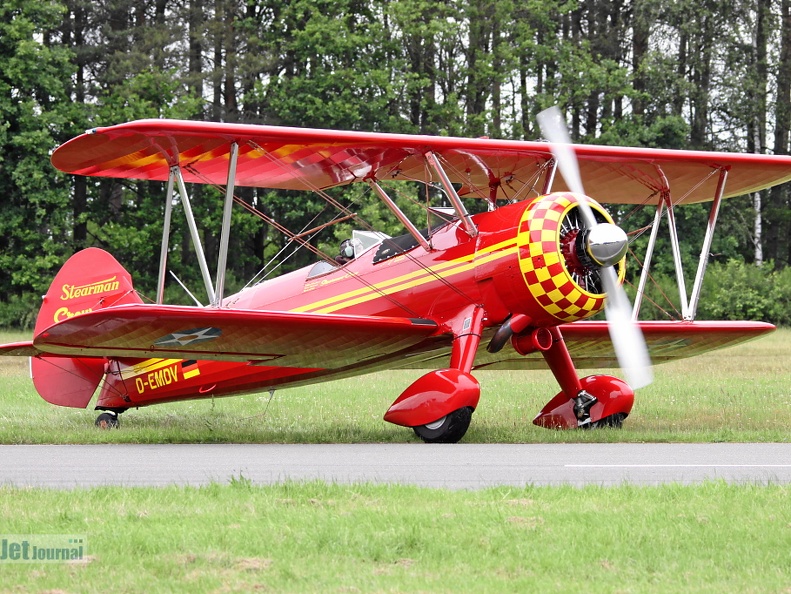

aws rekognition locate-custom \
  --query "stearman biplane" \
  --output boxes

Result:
[1,109,789,442]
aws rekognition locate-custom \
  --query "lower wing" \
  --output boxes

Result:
[392,320,775,371]
[24,304,444,370]
[1,317,773,374]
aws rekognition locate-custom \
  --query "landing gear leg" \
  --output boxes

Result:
[532,331,635,430]
[541,327,592,428]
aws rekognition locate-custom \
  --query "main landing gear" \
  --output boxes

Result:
[383,310,634,441]
[413,407,473,444]
[531,327,635,430]
[573,390,598,427]
[384,306,485,444]
[95,411,121,429]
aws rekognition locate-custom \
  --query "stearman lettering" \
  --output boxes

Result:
[61,276,119,301]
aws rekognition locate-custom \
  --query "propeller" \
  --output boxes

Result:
[537,106,653,389]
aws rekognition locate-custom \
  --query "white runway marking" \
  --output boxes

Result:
[567,464,791,468]
[2,443,791,488]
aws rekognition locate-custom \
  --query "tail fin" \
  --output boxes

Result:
[34,247,142,336]
[32,248,143,408]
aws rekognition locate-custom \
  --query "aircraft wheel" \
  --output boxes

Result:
[587,413,626,430]
[95,412,120,429]
[413,407,473,444]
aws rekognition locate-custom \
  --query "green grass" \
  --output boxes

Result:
[1,329,789,444]
[1,481,790,593]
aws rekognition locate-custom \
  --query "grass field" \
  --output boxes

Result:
[1,329,790,592]
[0,329,789,444]
[1,481,790,593]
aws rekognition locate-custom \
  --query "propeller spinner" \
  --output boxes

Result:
[584,223,629,268]
[537,107,653,389]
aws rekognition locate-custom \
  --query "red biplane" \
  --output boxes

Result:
[1,111,788,442]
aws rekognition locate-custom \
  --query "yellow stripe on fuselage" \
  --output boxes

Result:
[120,358,182,380]
[294,237,518,315]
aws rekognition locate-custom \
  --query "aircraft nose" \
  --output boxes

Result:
[584,223,628,268]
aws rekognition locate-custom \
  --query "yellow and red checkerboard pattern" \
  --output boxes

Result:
[517,193,612,323]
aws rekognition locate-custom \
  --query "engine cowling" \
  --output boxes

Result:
[494,192,625,328]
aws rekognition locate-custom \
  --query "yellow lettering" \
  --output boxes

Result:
[142,365,179,392]
[135,377,145,393]
[54,306,93,323]
[60,277,120,301]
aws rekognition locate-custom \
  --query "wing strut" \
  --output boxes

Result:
[631,166,729,322]
[632,198,664,319]
[688,167,728,320]
[156,167,177,304]
[214,142,239,307]
[425,151,478,238]
[541,159,558,195]
[175,168,216,305]
[368,181,431,251]
[663,191,689,317]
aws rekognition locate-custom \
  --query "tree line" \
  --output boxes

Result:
[1,0,791,327]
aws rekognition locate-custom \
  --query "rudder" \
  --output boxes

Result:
[34,247,141,336]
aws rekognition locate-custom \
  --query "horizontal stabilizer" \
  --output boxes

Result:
[0,341,40,357]
[34,304,442,368]
[32,355,107,408]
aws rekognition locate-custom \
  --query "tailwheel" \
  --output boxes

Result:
[95,412,120,429]
[413,407,473,444]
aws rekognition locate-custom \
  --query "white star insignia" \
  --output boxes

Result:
[154,327,222,347]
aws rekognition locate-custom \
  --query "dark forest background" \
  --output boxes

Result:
[2,0,791,327]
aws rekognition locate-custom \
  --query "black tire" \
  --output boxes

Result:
[413,407,473,444]
[588,412,626,430]
[95,412,120,429]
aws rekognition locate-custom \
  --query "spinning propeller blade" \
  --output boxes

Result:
[537,107,653,389]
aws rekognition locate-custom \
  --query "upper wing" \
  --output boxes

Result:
[51,119,791,205]
[33,304,445,368]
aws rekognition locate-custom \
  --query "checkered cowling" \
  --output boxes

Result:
[517,192,624,323]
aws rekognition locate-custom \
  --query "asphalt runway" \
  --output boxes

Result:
[1,443,790,489]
